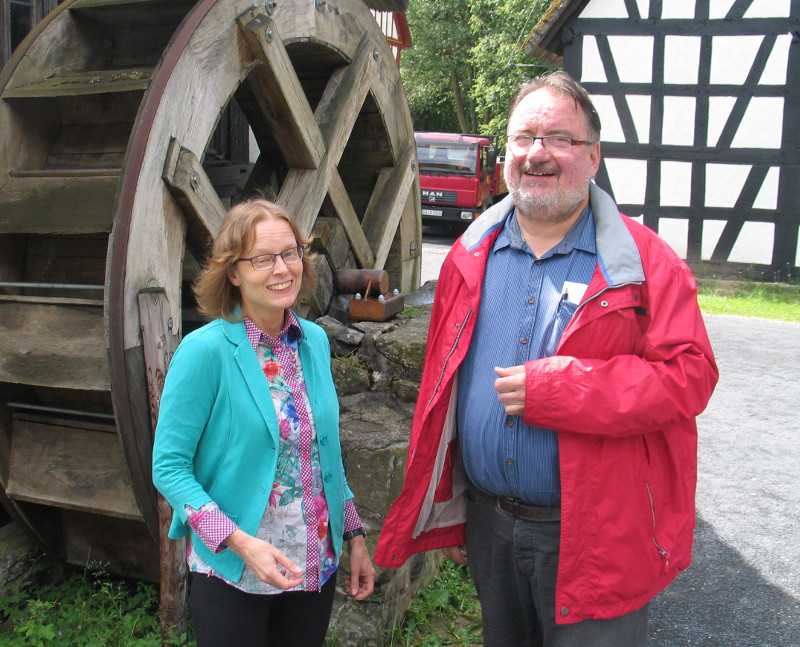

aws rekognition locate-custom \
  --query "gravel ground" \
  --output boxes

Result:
[650,314,800,647]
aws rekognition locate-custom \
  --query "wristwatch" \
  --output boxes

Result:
[343,527,366,542]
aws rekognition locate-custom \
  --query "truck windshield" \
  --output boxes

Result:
[416,142,478,175]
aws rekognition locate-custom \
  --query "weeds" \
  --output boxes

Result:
[0,562,194,647]
[388,560,482,647]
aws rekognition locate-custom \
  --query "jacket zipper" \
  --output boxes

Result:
[645,481,670,568]
[425,308,472,412]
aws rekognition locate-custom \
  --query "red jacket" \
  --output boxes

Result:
[375,185,718,624]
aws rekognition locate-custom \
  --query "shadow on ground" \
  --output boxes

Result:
[650,517,800,647]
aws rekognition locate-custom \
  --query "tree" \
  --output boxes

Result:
[401,0,555,140]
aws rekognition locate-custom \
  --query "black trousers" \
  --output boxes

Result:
[465,488,649,647]
[188,570,337,647]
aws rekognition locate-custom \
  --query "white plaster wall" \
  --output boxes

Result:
[660,162,692,207]
[744,0,791,18]
[604,158,647,205]
[627,95,651,143]
[731,98,784,149]
[658,218,689,257]
[579,0,628,19]
[634,0,648,19]
[710,36,764,85]
[662,97,696,146]
[701,220,726,260]
[582,36,608,83]
[664,36,701,84]
[729,222,774,264]
[607,36,653,83]
[753,167,779,211]
[707,97,737,147]
[705,164,751,209]
[709,0,737,20]
[760,34,791,85]
[661,0,695,19]
[591,95,625,142]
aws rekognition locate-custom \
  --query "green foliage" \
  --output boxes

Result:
[389,560,482,647]
[402,0,556,140]
[0,562,194,647]
[697,281,800,321]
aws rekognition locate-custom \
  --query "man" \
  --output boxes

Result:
[375,71,718,646]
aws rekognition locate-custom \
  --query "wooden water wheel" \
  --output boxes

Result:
[0,0,420,582]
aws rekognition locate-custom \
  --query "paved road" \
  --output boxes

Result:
[421,232,800,647]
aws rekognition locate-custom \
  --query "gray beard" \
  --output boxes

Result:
[510,184,588,224]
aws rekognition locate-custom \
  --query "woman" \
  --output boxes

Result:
[152,199,375,646]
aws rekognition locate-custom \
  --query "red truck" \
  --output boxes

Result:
[415,131,507,227]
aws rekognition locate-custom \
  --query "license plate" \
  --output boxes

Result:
[422,208,443,217]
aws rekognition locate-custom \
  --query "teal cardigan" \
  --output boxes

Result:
[152,315,352,583]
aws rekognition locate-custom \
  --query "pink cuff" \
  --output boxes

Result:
[186,504,237,554]
[343,499,363,533]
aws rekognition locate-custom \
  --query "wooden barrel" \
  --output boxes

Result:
[0,0,419,581]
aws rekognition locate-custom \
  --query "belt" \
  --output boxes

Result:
[470,488,561,522]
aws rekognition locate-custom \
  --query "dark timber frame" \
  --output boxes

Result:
[530,0,800,281]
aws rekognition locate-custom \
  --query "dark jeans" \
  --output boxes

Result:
[188,570,337,647]
[465,488,649,647]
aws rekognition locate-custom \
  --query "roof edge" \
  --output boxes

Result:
[525,0,589,63]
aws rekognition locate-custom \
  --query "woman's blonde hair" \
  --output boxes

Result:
[193,199,316,320]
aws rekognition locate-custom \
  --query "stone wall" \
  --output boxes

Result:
[318,288,438,646]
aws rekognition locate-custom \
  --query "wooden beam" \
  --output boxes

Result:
[362,144,415,269]
[4,67,151,98]
[138,289,187,637]
[327,172,375,269]
[0,301,109,391]
[162,138,226,258]
[237,8,324,170]
[278,36,375,235]
[6,414,142,520]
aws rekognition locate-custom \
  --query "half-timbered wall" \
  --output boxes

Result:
[561,0,799,280]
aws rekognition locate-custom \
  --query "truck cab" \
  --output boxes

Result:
[415,131,506,226]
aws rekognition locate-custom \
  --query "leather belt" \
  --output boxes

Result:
[470,488,561,522]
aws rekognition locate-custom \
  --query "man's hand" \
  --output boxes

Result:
[226,529,304,589]
[494,365,526,416]
[442,545,467,566]
[347,535,376,600]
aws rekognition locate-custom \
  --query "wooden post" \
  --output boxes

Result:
[137,288,186,640]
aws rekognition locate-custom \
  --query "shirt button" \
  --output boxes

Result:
[527,296,536,304]
[319,436,328,446]
[324,474,332,482]
[600,300,609,308]
[506,458,514,465]
[561,607,570,617]
[473,251,481,257]
[519,337,528,345]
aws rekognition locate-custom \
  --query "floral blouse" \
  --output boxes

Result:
[186,312,362,594]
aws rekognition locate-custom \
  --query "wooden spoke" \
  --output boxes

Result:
[237,9,324,170]
[327,172,375,269]
[362,144,416,269]
[278,36,375,235]
[162,138,226,257]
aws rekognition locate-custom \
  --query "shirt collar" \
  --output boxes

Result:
[243,310,302,350]
[493,206,596,258]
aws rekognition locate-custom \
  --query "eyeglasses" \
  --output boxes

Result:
[508,134,596,154]
[239,246,304,272]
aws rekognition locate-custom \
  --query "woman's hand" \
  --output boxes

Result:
[347,535,376,600]
[226,529,304,589]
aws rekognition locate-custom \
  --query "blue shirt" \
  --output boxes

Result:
[457,207,597,505]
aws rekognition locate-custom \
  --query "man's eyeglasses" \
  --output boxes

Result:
[239,246,304,272]
[507,134,596,154]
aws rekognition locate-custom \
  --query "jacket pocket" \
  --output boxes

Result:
[645,481,671,571]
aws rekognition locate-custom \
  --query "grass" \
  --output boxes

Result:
[0,562,193,647]
[696,280,800,321]
[389,561,482,647]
